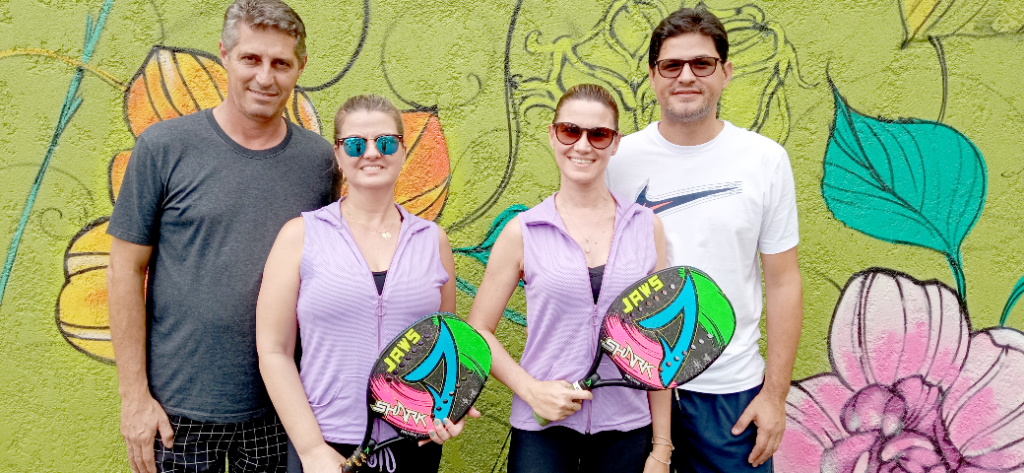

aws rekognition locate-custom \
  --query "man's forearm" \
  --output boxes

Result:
[762,249,803,399]
[764,295,801,398]
[107,240,153,399]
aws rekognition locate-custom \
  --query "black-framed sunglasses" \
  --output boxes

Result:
[335,134,404,158]
[654,57,721,78]
[552,122,619,150]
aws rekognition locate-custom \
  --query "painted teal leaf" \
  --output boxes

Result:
[1001,274,1024,327]
[821,83,986,301]
[0,0,115,307]
[822,84,987,255]
[453,204,528,267]
[452,204,530,325]
[456,276,526,326]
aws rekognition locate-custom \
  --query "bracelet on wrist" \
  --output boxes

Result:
[652,434,674,450]
[648,452,671,466]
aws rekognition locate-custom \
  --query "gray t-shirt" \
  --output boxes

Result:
[108,109,335,422]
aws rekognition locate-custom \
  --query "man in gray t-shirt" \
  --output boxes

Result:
[107,1,333,472]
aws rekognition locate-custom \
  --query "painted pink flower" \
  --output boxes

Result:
[778,269,1024,472]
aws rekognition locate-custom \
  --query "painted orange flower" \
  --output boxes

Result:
[339,110,452,221]
[56,46,320,362]
[57,46,452,362]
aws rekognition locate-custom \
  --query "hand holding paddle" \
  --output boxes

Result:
[533,266,737,426]
[417,407,481,446]
[341,313,491,472]
[523,379,594,423]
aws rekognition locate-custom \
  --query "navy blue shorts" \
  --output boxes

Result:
[671,384,772,473]
[508,425,652,473]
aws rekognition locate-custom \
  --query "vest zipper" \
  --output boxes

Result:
[376,295,384,350]
[374,294,384,445]
[586,305,598,434]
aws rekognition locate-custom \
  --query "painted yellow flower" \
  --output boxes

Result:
[900,0,1024,46]
[57,218,116,362]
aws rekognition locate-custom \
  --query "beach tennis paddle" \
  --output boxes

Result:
[342,312,491,472]
[534,266,736,425]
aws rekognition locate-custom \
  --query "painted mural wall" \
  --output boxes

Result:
[1,0,1023,471]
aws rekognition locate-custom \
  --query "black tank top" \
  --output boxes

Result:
[372,270,387,295]
[589,265,605,303]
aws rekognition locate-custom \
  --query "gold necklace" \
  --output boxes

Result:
[563,212,599,253]
[559,197,613,254]
[342,204,398,240]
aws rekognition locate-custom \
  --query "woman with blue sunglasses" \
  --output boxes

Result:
[256,94,472,473]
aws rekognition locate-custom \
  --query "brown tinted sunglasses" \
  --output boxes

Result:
[552,122,619,149]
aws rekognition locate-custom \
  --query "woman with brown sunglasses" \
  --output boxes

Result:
[468,84,671,473]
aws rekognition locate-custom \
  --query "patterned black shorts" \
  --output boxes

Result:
[154,412,287,473]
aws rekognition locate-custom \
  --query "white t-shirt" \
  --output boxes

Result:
[606,120,799,394]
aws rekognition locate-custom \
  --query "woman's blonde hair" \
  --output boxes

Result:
[333,94,404,142]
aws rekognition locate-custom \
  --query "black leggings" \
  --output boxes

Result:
[286,438,441,473]
[507,425,653,473]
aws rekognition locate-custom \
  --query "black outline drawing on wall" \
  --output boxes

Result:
[509,0,814,143]
[301,0,369,92]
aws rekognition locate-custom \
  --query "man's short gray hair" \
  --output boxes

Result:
[221,0,307,62]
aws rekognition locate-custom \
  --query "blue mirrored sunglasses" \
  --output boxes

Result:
[336,134,404,157]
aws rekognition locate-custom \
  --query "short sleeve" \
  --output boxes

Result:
[107,135,163,245]
[758,151,799,254]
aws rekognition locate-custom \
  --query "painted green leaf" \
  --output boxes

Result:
[821,83,987,299]
[1000,274,1024,327]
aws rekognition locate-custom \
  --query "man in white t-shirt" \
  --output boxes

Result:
[605,8,803,472]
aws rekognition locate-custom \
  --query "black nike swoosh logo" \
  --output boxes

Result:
[635,182,740,214]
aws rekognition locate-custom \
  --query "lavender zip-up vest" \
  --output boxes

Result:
[511,192,657,433]
[296,200,448,444]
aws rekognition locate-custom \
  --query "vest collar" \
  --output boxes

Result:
[522,190,640,230]
[316,198,429,238]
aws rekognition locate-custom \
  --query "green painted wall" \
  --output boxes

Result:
[1,0,1022,471]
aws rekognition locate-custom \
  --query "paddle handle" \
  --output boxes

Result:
[532,375,598,426]
[341,438,377,473]
[341,452,366,473]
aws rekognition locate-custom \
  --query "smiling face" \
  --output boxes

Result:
[219,22,304,123]
[549,99,619,186]
[335,110,406,192]
[649,32,733,125]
